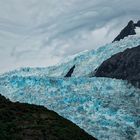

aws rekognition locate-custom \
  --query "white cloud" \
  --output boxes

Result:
[0,0,139,73]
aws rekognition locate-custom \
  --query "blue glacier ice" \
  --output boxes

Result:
[0,35,140,140]
[0,76,140,140]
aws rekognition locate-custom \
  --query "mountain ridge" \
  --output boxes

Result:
[113,20,140,42]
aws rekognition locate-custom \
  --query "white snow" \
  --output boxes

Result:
[135,27,140,36]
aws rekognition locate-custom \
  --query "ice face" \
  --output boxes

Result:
[0,75,140,140]
[2,35,140,78]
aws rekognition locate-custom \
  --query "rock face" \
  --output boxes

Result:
[113,20,140,42]
[136,20,140,27]
[65,65,75,77]
[0,94,96,140]
[95,45,140,88]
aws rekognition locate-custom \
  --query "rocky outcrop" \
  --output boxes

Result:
[135,20,140,27]
[95,45,140,88]
[65,65,75,77]
[0,94,96,140]
[113,20,140,42]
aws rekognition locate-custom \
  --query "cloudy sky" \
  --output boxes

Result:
[0,0,139,73]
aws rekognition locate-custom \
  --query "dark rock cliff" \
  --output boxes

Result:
[95,45,140,88]
[65,65,75,77]
[0,94,96,140]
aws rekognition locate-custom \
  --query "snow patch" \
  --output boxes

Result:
[135,27,140,36]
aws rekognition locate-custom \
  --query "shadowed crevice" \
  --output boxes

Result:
[65,65,75,77]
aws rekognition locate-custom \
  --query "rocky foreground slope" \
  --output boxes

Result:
[0,94,96,140]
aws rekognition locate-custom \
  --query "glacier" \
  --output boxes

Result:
[3,35,140,77]
[0,1,140,140]
[0,75,140,140]
[0,35,140,140]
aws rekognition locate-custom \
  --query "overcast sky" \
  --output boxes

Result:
[0,0,140,73]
